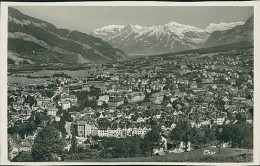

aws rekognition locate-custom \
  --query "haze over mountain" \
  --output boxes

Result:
[8,7,127,65]
[92,21,248,55]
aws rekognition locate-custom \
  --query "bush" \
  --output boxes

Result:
[196,153,253,163]
[11,151,34,162]
[217,123,253,148]
[31,125,65,161]
[63,153,91,160]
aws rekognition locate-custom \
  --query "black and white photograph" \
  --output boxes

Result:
[0,1,259,164]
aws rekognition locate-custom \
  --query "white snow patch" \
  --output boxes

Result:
[205,22,245,33]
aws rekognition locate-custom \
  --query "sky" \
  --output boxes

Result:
[13,6,253,34]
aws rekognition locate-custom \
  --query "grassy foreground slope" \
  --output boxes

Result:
[66,147,253,163]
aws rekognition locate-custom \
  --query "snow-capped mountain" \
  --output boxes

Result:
[205,22,245,33]
[92,21,246,55]
[92,22,208,55]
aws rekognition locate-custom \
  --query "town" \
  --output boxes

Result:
[7,48,254,162]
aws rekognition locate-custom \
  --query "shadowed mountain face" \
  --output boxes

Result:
[8,7,127,65]
[203,15,253,48]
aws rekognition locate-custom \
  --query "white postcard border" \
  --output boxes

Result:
[1,1,260,165]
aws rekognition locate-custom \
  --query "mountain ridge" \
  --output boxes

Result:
[92,21,247,55]
[8,7,127,65]
[203,15,253,48]
[8,7,253,63]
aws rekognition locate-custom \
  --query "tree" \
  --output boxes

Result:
[146,118,157,126]
[196,77,203,86]
[169,120,196,151]
[52,118,67,137]
[248,107,253,118]
[30,112,50,127]
[11,151,33,162]
[204,126,217,143]
[53,95,61,102]
[8,121,36,138]
[98,136,143,158]
[70,134,78,153]
[246,94,252,99]
[236,112,246,122]
[114,136,142,158]
[192,128,206,149]
[215,98,225,111]
[217,123,253,148]
[61,110,73,122]
[39,89,54,98]
[25,95,36,107]
[141,129,161,156]
[102,102,108,108]
[162,96,169,105]
[31,125,65,161]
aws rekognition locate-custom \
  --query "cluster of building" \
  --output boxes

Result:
[76,120,151,138]
[7,48,254,159]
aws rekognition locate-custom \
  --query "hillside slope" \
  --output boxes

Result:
[8,7,127,65]
[66,147,253,162]
[203,15,253,48]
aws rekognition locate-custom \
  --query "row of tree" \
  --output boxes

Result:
[11,120,253,162]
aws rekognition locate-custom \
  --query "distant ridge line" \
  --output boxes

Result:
[151,41,253,58]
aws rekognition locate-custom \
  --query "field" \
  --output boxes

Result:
[65,147,253,163]
[8,76,51,86]
[8,69,92,86]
